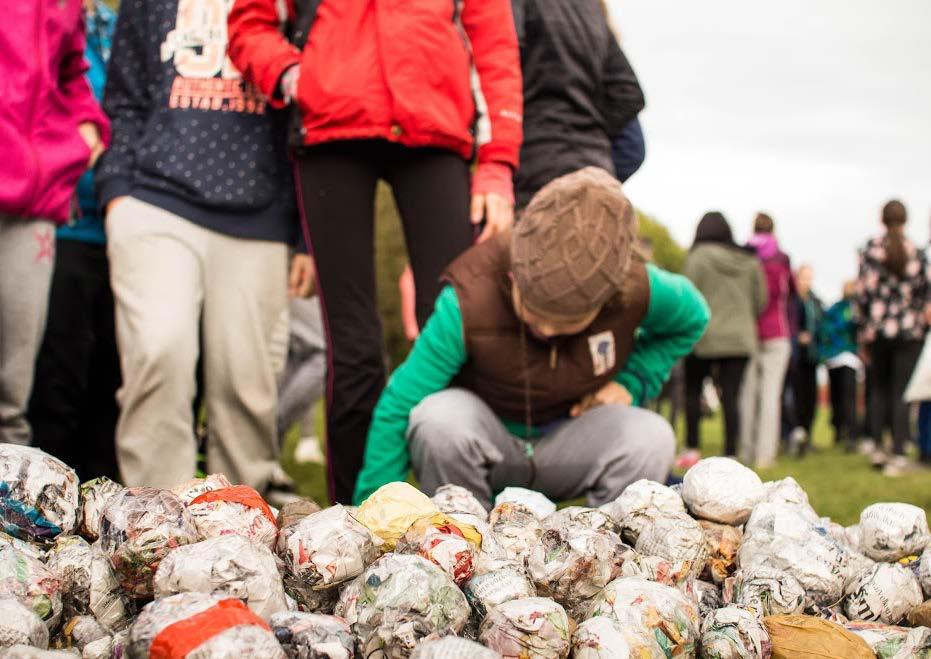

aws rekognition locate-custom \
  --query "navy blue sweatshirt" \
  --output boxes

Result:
[96,0,296,244]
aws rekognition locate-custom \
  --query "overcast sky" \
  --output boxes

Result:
[608,0,931,300]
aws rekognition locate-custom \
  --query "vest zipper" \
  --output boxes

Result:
[549,345,558,369]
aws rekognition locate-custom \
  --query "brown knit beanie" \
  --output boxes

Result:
[511,167,638,319]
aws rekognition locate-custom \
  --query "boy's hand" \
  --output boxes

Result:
[471,192,514,244]
[289,254,316,298]
[78,121,105,167]
[570,381,632,418]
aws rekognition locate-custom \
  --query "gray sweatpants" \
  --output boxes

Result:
[408,388,676,510]
[277,296,326,440]
[739,338,792,468]
[107,198,288,490]
[0,216,55,445]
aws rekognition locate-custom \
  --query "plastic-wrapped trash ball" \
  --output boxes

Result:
[447,513,508,575]
[599,479,685,546]
[543,507,621,536]
[268,611,354,659]
[634,513,705,575]
[700,520,743,585]
[58,615,111,656]
[0,647,79,658]
[919,546,931,599]
[843,562,923,624]
[619,553,696,592]
[844,621,931,658]
[699,606,772,659]
[0,545,62,630]
[186,485,278,551]
[478,597,570,659]
[430,485,488,521]
[77,478,123,543]
[493,488,556,519]
[0,445,79,542]
[0,598,49,650]
[724,567,806,617]
[586,577,700,656]
[571,615,665,658]
[276,500,322,530]
[98,487,201,599]
[681,457,764,525]
[396,516,478,585]
[170,474,233,506]
[489,503,544,565]
[45,535,128,631]
[277,505,382,611]
[463,564,537,620]
[694,580,724,619]
[410,636,501,659]
[127,592,284,659]
[356,482,438,551]
[153,534,288,621]
[858,503,931,562]
[762,477,811,508]
[0,532,46,562]
[336,553,470,658]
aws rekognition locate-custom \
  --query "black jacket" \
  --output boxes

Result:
[513,0,645,208]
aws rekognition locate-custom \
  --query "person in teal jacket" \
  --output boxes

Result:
[353,168,709,507]
[819,281,862,451]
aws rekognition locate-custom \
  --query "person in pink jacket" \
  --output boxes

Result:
[0,1,110,445]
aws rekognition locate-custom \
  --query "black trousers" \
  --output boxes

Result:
[27,240,121,481]
[297,140,472,503]
[828,365,857,440]
[868,337,922,455]
[684,355,747,456]
[792,358,818,435]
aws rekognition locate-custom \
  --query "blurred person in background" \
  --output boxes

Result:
[820,281,862,452]
[785,264,824,456]
[682,212,766,464]
[739,213,796,469]
[856,200,930,476]
[0,0,110,446]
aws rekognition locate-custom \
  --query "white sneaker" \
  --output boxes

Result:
[787,427,807,457]
[294,436,325,465]
[859,439,877,455]
[883,455,912,477]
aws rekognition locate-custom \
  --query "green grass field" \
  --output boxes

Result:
[282,404,931,526]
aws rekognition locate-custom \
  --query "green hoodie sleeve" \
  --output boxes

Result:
[615,264,710,405]
[353,285,468,504]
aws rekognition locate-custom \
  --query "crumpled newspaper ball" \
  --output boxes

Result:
[599,479,685,546]
[493,488,556,519]
[336,553,470,658]
[170,474,233,506]
[634,513,705,575]
[858,502,931,562]
[0,545,62,631]
[431,485,488,521]
[843,562,923,624]
[277,505,382,611]
[45,535,128,631]
[762,477,811,509]
[396,517,478,585]
[844,621,931,658]
[586,577,700,656]
[77,478,123,543]
[153,534,288,621]
[724,567,806,617]
[0,445,79,542]
[410,636,501,659]
[488,503,544,566]
[681,457,764,525]
[447,513,508,575]
[98,487,201,599]
[619,553,696,593]
[356,482,438,551]
[479,597,570,659]
[0,597,49,650]
[543,507,621,536]
[269,611,354,659]
[186,485,279,551]
[127,592,285,659]
[58,615,110,656]
[694,580,724,619]
[700,606,772,659]
[527,524,632,621]
[571,615,665,658]
[463,564,537,620]
[700,520,743,585]
[276,500,322,530]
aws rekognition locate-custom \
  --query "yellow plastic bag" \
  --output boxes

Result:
[763,615,874,659]
[356,482,439,550]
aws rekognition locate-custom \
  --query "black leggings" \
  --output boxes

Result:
[828,365,857,440]
[684,355,747,456]
[297,140,473,503]
[868,337,922,455]
[791,359,818,436]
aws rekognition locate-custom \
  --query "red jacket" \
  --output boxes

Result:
[227,0,522,194]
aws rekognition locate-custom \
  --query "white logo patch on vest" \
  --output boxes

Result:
[588,331,616,376]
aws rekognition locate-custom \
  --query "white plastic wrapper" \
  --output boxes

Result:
[0,445,79,542]
[447,513,508,576]
[44,535,128,631]
[58,615,110,654]
[0,532,46,563]
[98,487,201,599]
[845,621,931,659]
[586,577,700,656]
[543,507,621,536]
[269,611,354,659]
[858,503,931,562]
[396,517,479,586]
[700,520,743,585]
[619,553,696,593]
[0,545,62,631]
[571,615,665,658]
[170,474,233,506]
[724,567,806,617]
[410,636,501,659]
[0,597,49,650]
[681,457,764,525]
[430,485,488,521]
[0,648,80,658]
[186,486,279,551]
[919,546,931,598]
[811,605,849,625]
[277,505,381,611]
[599,479,686,546]
[127,592,284,659]
[336,554,470,658]
[488,503,543,566]
[699,606,772,659]
[478,597,570,659]
[694,580,724,619]
[843,562,923,624]
[153,535,288,621]
[763,477,811,509]
[463,566,537,620]
[493,488,556,519]
[77,478,123,543]
[845,524,862,552]
[634,513,705,575]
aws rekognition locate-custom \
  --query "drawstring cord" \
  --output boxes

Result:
[518,308,537,489]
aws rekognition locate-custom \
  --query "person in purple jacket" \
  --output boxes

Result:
[0,1,110,446]
[739,212,796,468]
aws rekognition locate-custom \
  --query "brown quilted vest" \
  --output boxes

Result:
[443,235,650,428]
